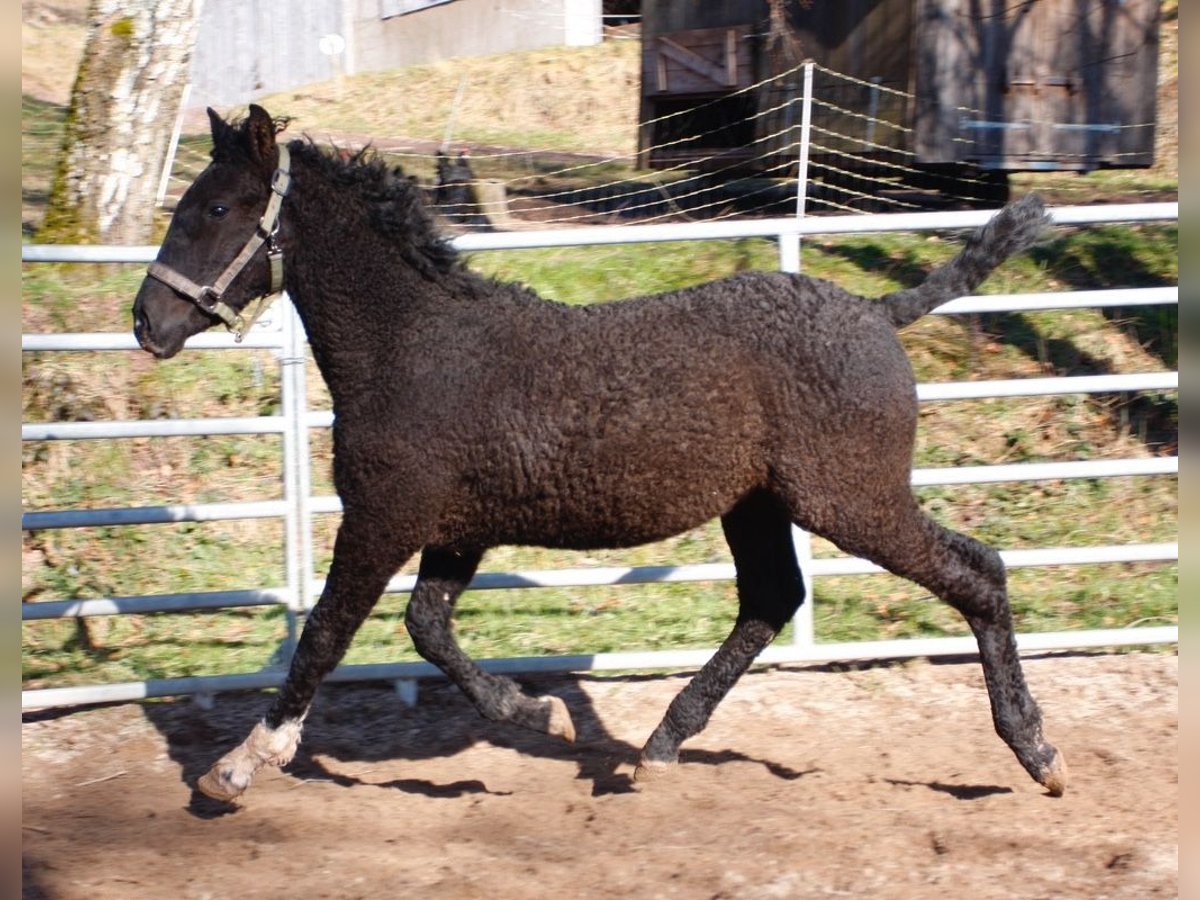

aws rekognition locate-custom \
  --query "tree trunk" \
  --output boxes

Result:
[43,0,199,244]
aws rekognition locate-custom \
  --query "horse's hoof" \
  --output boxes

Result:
[196,765,249,803]
[543,695,576,743]
[1037,745,1068,797]
[633,758,675,784]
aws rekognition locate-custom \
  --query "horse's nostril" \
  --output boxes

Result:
[133,312,152,347]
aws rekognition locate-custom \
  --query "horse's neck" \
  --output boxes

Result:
[280,172,435,404]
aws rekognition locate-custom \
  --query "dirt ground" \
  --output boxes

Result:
[22,651,1176,899]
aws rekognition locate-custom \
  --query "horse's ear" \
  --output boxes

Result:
[207,106,235,149]
[245,104,277,166]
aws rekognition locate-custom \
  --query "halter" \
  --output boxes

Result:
[146,144,292,342]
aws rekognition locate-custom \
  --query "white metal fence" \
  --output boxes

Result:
[21,202,1179,710]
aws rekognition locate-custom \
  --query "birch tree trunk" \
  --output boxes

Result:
[43,0,200,244]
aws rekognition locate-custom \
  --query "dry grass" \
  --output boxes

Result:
[260,40,643,157]
[20,0,87,104]
[1154,0,1179,179]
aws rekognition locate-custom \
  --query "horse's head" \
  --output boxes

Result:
[133,104,290,358]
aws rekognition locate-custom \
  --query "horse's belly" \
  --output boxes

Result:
[488,444,758,551]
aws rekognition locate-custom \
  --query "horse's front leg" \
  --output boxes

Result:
[405,546,576,741]
[197,511,417,802]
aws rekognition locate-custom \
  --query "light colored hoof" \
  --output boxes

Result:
[633,758,674,784]
[195,719,304,802]
[196,764,250,803]
[196,741,258,802]
[543,695,576,743]
[1039,747,1068,797]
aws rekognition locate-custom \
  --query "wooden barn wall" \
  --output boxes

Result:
[779,0,913,156]
[190,0,602,109]
[639,1,768,40]
[189,0,344,108]
[639,0,910,83]
[641,0,1159,172]
[914,0,1159,169]
[638,2,769,167]
[639,0,915,165]
[781,0,909,85]
[643,25,756,96]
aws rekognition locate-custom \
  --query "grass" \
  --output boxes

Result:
[264,40,642,158]
[21,30,1177,691]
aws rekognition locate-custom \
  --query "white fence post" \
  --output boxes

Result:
[156,83,191,208]
[795,61,814,221]
[779,61,814,274]
[278,294,316,664]
[780,61,817,649]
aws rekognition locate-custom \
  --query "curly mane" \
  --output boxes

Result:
[293,142,461,278]
[211,112,461,280]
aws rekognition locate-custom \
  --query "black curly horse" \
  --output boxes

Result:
[132,105,1066,803]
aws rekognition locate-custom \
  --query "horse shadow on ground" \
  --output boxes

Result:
[884,778,1014,801]
[136,671,813,818]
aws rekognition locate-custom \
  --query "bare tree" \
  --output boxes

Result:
[43,0,200,244]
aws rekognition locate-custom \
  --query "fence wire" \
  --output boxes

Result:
[159,59,1164,232]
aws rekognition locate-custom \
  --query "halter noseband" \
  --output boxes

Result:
[146,144,293,342]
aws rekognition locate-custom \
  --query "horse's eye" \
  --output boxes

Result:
[208,205,230,220]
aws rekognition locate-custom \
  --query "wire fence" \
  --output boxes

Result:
[159,57,1165,230]
[20,200,1179,711]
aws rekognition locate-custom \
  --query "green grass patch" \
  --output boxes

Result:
[468,238,777,304]
[812,563,1176,643]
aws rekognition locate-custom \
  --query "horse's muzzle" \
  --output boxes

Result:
[132,306,179,359]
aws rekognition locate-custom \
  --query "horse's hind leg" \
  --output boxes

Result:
[635,490,803,781]
[405,546,576,741]
[810,489,1067,795]
[197,511,416,802]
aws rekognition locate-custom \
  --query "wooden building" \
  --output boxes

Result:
[190,0,602,108]
[637,0,1160,187]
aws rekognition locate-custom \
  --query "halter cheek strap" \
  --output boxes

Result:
[146,144,293,342]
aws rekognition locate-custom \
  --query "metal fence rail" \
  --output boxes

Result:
[21,201,1179,710]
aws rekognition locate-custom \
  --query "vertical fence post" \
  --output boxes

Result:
[290,315,315,619]
[865,76,881,149]
[778,61,817,652]
[278,294,314,663]
[779,61,814,273]
[795,62,814,221]
[156,83,191,208]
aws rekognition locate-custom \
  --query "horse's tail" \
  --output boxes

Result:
[881,194,1049,329]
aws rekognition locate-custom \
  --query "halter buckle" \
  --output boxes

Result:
[270,164,292,197]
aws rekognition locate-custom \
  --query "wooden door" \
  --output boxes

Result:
[643,25,755,95]
[915,0,1159,169]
